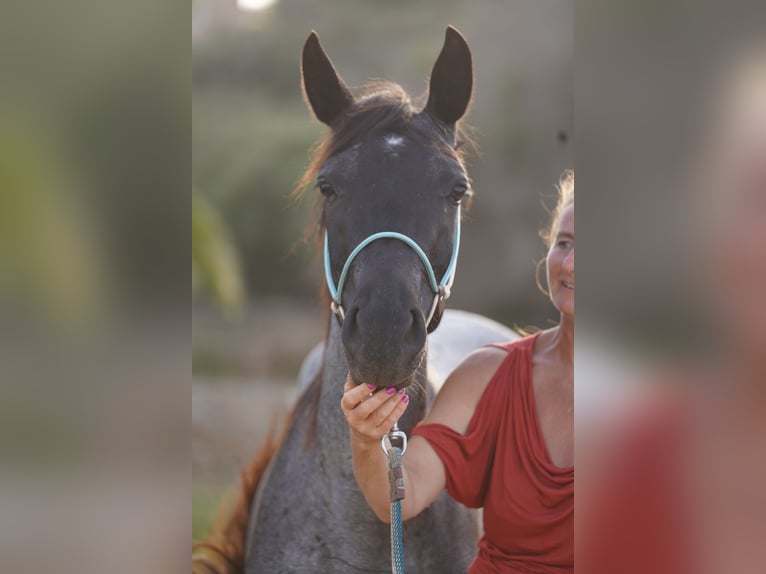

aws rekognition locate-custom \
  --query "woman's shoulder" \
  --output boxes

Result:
[422,335,534,433]
[489,330,540,355]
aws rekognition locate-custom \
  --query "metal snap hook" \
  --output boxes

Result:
[382,425,408,456]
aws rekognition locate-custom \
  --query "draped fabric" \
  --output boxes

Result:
[411,333,574,573]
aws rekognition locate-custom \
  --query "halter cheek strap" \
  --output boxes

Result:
[323,207,461,330]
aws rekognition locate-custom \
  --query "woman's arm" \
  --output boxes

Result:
[341,346,507,522]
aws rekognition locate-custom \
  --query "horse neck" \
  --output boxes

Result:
[315,318,429,462]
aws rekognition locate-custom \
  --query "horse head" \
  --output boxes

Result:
[302,27,474,389]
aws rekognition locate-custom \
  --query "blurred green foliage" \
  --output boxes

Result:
[193,191,245,314]
[194,88,320,296]
[2,0,187,318]
[0,116,105,328]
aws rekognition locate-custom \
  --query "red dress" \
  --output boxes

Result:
[411,333,574,573]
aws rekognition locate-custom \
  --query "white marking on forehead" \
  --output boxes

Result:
[384,134,406,150]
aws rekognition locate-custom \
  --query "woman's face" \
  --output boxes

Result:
[546,202,575,318]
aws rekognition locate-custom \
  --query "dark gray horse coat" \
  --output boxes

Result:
[244,28,517,573]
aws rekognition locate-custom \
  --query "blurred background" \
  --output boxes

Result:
[192,0,572,541]
[2,0,760,571]
[0,2,185,573]
[576,3,766,572]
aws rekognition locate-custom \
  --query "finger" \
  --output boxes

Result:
[341,379,377,411]
[343,373,376,396]
[354,387,399,419]
[343,373,377,398]
[371,389,407,427]
[376,393,410,433]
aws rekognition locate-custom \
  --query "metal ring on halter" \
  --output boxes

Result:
[330,299,345,322]
[382,427,408,456]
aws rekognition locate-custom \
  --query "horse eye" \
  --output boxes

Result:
[450,183,470,204]
[317,179,336,200]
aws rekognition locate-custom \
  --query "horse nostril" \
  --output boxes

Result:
[402,308,426,352]
[341,306,361,349]
[346,305,359,323]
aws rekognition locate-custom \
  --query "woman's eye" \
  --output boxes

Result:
[557,240,573,249]
[317,179,336,201]
[450,183,471,204]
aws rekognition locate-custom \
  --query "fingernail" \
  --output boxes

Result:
[402,395,409,404]
[397,388,405,395]
[367,384,376,390]
[386,387,395,395]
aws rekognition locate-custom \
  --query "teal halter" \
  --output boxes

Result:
[323,207,461,329]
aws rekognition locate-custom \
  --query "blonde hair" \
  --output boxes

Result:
[541,170,574,249]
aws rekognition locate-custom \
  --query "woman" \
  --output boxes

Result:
[340,172,575,573]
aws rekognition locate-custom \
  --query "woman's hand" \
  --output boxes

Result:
[340,374,409,445]
[340,348,501,523]
[341,373,411,522]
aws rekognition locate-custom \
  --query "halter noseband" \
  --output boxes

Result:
[323,207,461,331]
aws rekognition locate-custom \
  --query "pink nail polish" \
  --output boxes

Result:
[386,387,395,395]
[397,388,405,395]
[367,384,376,390]
[402,395,409,404]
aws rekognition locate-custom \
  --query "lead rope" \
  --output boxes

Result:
[382,423,407,574]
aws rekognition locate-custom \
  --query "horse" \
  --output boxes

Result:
[193,27,518,574]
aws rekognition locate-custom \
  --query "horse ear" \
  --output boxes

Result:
[302,31,354,126]
[424,26,473,127]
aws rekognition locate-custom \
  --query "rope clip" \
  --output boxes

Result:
[382,426,407,456]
